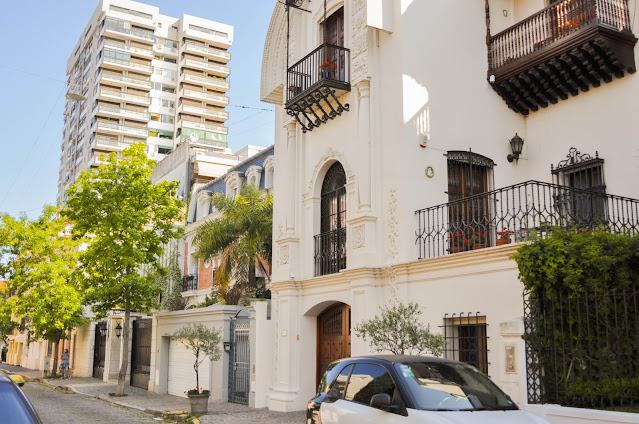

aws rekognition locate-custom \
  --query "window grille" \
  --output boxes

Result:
[442,313,489,375]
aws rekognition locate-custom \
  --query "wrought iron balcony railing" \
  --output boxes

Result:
[182,274,198,292]
[415,180,639,260]
[488,0,637,115]
[314,227,347,277]
[285,43,351,132]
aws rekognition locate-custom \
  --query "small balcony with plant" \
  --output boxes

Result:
[487,0,637,115]
[285,43,351,133]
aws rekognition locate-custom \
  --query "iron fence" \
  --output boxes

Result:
[415,180,639,259]
[182,274,198,292]
[314,227,347,276]
[524,288,639,407]
[286,43,351,103]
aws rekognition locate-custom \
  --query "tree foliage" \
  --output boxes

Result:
[172,323,222,394]
[193,183,272,304]
[513,229,639,408]
[155,243,186,311]
[0,206,86,375]
[354,301,445,356]
[64,144,184,395]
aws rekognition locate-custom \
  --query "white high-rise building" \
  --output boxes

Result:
[57,0,233,204]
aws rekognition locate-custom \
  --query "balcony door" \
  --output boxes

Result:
[323,7,345,82]
[447,151,494,251]
[315,162,347,276]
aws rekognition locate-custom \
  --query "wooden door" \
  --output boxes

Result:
[317,303,351,386]
[324,8,346,81]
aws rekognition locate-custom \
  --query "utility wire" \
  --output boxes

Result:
[228,110,265,127]
[0,87,66,206]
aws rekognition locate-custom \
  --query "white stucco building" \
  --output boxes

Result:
[259,0,639,421]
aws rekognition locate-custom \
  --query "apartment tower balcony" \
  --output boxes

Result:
[488,0,637,115]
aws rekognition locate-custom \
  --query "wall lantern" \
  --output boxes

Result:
[115,322,123,339]
[507,133,524,163]
[99,326,108,337]
[223,342,232,353]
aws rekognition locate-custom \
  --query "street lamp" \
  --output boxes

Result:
[115,322,123,339]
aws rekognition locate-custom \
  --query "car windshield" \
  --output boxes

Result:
[0,383,38,423]
[395,361,518,411]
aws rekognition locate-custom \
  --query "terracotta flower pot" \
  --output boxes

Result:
[497,238,511,246]
[188,392,210,415]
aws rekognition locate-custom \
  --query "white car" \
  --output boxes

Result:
[307,355,550,424]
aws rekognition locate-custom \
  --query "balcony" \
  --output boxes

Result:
[177,134,227,149]
[182,59,230,77]
[181,72,230,91]
[182,274,198,292]
[180,88,229,107]
[181,119,228,135]
[314,227,347,276]
[98,88,151,106]
[101,55,152,74]
[93,120,148,138]
[178,104,229,121]
[91,136,133,151]
[100,71,152,89]
[285,43,351,133]
[97,104,150,121]
[415,181,639,260]
[183,42,231,63]
[102,39,153,58]
[103,22,155,44]
[488,0,637,115]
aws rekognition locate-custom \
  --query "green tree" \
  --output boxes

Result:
[64,144,184,395]
[0,206,85,375]
[354,301,446,356]
[193,183,272,304]
[156,243,186,311]
[172,323,222,395]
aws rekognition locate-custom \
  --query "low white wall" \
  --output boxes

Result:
[150,305,241,402]
[249,301,274,408]
[525,404,639,424]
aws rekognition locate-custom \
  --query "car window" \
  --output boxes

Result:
[317,361,340,394]
[344,363,395,405]
[329,364,353,397]
[0,383,37,423]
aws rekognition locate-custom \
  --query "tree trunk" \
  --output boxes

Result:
[195,348,200,394]
[115,307,130,396]
[248,262,256,289]
[50,331,62,378]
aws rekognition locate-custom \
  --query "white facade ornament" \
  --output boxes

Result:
[306,148,355,197]
[280,245,290,265]
[351,0,369,83]
[382,265,399,301]
[353,225,365,249]
[387,187,399,262]
[260,3,288,104]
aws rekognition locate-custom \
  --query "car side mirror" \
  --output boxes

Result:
[370,393,398,412]
[326,387,342,402]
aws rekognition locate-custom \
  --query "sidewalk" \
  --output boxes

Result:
[1,363,305,423]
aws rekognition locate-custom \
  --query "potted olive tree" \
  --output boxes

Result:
[172,323,222,414]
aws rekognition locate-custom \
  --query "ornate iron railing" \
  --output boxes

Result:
[182,274,198,292]
[524,288,639,407]
[286,43,351,103]
[489,0,632,71]
[314,228,347,276]
[415,180,639,260]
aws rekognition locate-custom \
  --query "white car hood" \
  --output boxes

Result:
[408,408,551,424]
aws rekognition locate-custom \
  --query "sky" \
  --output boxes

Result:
[0,0,278,220]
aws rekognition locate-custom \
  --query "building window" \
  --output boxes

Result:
[552,147,606,225]
[315,162,347,276]
[442,313,489,375]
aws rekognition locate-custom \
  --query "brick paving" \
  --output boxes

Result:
[2,363,306,423]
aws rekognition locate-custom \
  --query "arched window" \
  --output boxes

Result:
[315,162,347,276]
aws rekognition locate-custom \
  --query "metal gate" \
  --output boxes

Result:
[228,319,250,404]
[130,319,152,389]
[93,322,106,379]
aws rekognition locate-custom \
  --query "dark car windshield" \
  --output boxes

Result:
[0,383,39,423]
[395,361,518,411]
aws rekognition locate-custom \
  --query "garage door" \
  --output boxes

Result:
[167,341,211,397]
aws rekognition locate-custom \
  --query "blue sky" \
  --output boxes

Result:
[0,0,277,219]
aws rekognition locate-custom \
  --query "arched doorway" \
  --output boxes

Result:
[317,302,351,385]
[315,162,347,276]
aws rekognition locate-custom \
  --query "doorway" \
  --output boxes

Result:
[317,303,351,385]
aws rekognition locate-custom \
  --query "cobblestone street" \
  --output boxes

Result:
[22,382,159,424]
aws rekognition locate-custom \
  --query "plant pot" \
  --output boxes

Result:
[188,393,210,415]
[471,244,486,250]
[497,238,511,246]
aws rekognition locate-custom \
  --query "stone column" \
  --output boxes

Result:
[356,79,371,212]
[285,122,297,232]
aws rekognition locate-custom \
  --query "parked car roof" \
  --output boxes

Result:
[348,354,457,364]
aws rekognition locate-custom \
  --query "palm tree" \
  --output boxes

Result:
[193,183,272,304]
